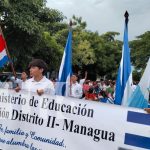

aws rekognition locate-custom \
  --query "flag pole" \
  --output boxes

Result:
[124,11,129,26]
[69,20,72,96]
[69,20,73,30]
[0,26,17,78]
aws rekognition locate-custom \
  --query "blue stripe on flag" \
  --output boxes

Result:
[124,133,150,149]
[127,111,150,126]
[0,55,9,68]
[114,67,122,104]
[55,30,72,96]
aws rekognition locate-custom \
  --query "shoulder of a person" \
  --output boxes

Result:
[48,80,54,85]
[43,77,53,83]
[15,78,22,84]
[26,78,33,83]
[76,82,82,88]
[43,77,54,86]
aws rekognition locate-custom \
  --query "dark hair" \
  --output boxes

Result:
[28,59,48,75]
[72,73,78,77]
[22,70,29,76]
[88,87,94,94]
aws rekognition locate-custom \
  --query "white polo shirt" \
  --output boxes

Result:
[24,76,55,95]
[69,82,83,99]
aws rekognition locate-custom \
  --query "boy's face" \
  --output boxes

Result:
[21,72,27,80]
[29,66,43,77]
[71,75,77,82]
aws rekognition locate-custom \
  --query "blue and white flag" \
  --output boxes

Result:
[127,58,150,108]
[55,30,72,96]
[114,13,133,105]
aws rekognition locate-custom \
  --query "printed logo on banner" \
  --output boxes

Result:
[124,111,150,149]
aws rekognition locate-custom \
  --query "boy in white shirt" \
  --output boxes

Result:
[16,59,55,96]
[69,74,83,99]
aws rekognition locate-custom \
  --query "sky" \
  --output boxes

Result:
[46,0,150,41]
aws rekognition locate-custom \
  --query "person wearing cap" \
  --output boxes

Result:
[23,59,55,95]
[69,73,83,99]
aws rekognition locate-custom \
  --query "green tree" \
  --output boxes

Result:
[32,31,63,72]
[89,32,122,79]
[130,31,150,72]
[70,16,96,73]
[64,16,122,80]
[0,0,64,71]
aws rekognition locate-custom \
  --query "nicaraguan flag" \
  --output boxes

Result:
[0,33,9,68]
[114,12,133,105]
[55,30,72,96]
[127,58,150,108]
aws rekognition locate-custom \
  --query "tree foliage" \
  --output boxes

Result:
[0,0,64,71]
[0,1,149,80]
[130,31,150,72]
[70,17,122,79]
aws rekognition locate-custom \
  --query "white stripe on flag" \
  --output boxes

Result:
[120,46,124,85]
[122,73,133,105]
[127,58,150,108]
[65,74,71,97]
[0,49,7,60]
[139,58,150,100]
[58,51,66,80]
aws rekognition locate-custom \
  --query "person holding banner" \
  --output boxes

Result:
[23,59,55,96]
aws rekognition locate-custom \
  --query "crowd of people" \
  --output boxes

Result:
[68,73,116,104]
[0,58,150,113]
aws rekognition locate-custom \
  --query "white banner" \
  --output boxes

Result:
[0,88,150,150]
